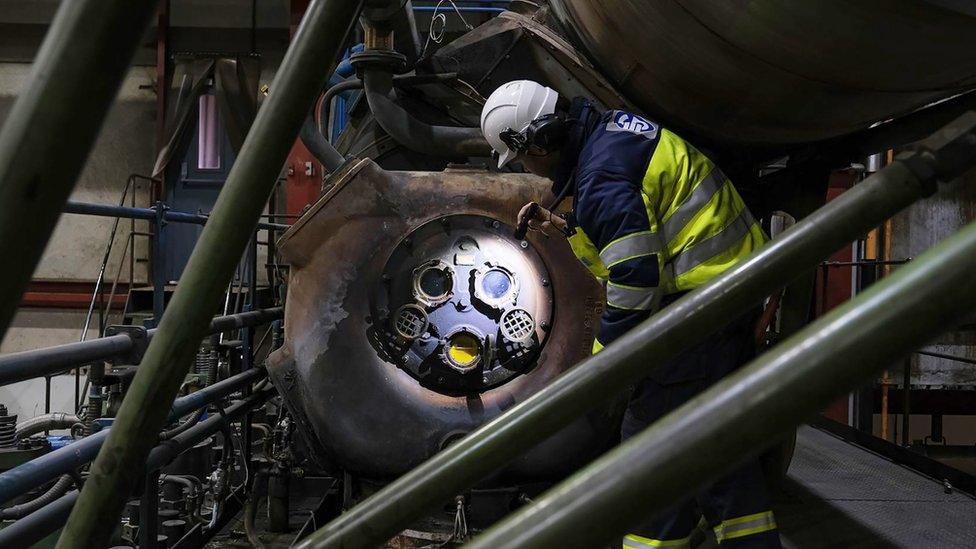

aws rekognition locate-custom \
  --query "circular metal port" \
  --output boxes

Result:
[412,260,454,307]
[501,308,535,343]
[473,265,518,308]
[443,330,482,372]
[393,304,428,340]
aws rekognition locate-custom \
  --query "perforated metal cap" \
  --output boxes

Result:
[393,305,428,340]
[501,308,535,343]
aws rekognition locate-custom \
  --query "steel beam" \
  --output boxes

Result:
[469,195,976,548]
[0,0,160,341]
[297,113,976,549]
[57,1,362,546]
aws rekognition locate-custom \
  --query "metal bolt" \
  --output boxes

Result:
[541,278,549,287]
[540,321,550,331]
[520,240,528,249]
[492,220,500,229]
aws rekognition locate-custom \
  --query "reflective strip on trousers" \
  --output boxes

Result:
[713,511,777,542]
[670,206,757,277]
[600,231,662,268]
[624,534,691,548]
[606,282,659,311]
[661,166,727,239]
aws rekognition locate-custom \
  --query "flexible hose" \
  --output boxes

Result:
[15,413,81,440]
[0,474,75,519]
[159,351,219,440]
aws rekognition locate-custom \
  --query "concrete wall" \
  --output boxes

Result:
[0,0,291,419]
[0,64,156,418]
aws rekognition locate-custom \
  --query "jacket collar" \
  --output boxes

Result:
[551,97,601,197]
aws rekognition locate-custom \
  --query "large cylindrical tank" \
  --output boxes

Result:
[549,0,976,145]
[268,159,621,480]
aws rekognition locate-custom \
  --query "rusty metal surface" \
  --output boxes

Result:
[549,0,976,146]
[269,160,619,479]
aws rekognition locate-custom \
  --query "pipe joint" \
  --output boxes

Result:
[350,48,406,74]
[103,325,149,366]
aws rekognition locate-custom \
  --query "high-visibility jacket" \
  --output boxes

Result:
[556,106,766,352]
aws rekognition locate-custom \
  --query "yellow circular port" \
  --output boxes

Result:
[447,333,480,369]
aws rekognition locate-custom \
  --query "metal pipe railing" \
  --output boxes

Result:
[0,367,265,506]
[64,200,290,232]
[0,388,275,548]
[296,112,976,549]
[0,0,161,342]
[58,1,364,545]
[468,190,976,548]
[0,307,283,386]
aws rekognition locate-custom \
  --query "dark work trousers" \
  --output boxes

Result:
[620,307,781,549]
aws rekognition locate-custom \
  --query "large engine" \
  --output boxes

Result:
[268,159,622,480]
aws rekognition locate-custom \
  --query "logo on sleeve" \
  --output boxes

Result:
[606,111,658,139]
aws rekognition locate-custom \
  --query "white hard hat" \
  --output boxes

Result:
[480,80,559,168]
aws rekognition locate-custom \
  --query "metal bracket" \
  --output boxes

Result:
[105,325,149,366]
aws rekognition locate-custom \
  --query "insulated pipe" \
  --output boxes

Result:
[468,190,976,548]
[0,0,160,342]
[58,1,362,546]
[300,112,346,172]
[0,307,282,387]
[0,391,273,549]
[0,491,77,549]
[0,474,75,520]
[0,368,265,505]
[302,71,462,170]
[361,68,492,157]
[296,112,976,549]
[15,413,81,440]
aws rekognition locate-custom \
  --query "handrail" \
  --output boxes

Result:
[0,307,283,386]
[469,184,976,548]
[60,1,363,545]
[296,112,976,549]
[0,367,266,505]
[0,387,275,548]
[63,200,290,232]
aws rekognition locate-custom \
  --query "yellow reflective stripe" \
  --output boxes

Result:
[606,282,659,311]
[671,206,756,277]
[641,129,714,229]
[568,229,609,279]
[672,222,764,291]
[660,165,726,240]
[713,511,777,542]
[600,231,661,268]
[623,534,691,548]
[592,338,604,354]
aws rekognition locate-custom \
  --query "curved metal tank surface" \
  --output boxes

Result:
[267,159,618,480]
[550,0,976,145]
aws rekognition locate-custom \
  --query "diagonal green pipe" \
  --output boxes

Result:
[0,0,161,342]
[56,0,363,546]
[469,180,976,548]
[298,113,976,549]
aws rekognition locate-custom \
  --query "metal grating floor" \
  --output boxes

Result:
[775,425,976,548]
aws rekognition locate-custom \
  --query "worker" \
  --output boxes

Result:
[480,80,781,548]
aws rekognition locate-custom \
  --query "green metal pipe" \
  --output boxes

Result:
[469,183,976,549]
[297,113,976,549]
[55,1,363,547]
[0,0,161,341]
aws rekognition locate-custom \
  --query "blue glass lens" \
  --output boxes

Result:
[482,269,512,299]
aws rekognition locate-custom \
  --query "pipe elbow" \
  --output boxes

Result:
[362,69,492,159]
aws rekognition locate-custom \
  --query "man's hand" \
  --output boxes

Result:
[517,202,568,237]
